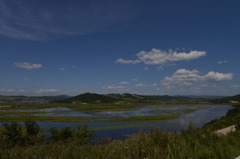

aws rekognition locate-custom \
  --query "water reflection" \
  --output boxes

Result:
[36,105,232,140]
[36,105,207,117]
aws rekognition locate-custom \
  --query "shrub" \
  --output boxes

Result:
[75,125,94,145]
[1,122,22,143]
[24,120,40,136]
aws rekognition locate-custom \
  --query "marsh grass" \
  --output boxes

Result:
[0,127,239,159]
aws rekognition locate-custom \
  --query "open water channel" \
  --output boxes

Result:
[29,104,232,140]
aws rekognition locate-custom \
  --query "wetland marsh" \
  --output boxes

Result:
[0,103,232,139]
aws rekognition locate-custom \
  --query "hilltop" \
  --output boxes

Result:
[57,93,147,103]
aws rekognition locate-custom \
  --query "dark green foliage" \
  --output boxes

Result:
[235,123,240,130]
[0,121,93,150]
[226,107,240,117]
[24,120,40,136]
[211,94,240,103]
[61,93,117,103]
[1,122,22,143]
[50,127,74,142]
[49,127,59,141]
[59,127,74,141]
[1,128,239,159]
[49,125,94,144]
[75,125,94,144]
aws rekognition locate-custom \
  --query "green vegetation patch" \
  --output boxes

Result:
[91,124,147,130]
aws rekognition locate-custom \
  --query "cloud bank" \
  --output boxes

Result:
[163,69,233,87]
[116,49,206,66]
[14,62,42,69]
[35,89,60,94]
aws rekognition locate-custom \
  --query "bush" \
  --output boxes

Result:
[24,120,40,136]
[75,125,94,145]
[1,122,22,143]
[49,125,94,144]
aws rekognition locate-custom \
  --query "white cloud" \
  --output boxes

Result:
[23,77,29,80]
[15,62,42,69]
[0,88,27,95]
[120,81,129,85]
[102,85,127,93]
[116,49,206,67]
[0,88,16,93]
[35,89,60,94]
[135,83,147,87]
[218,60,228,64]
[116,59,140,64]
[200,72,233,82]
[163,69,233,87]
[151,83,158,87]
[163,69,200,86]
[59,68,66,71]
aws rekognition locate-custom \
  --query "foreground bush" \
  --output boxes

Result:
[0,127,239,159]
[0,120,94,150]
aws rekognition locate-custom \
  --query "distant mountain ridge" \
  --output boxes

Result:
[1,93,236,104]
[55,93,227,103]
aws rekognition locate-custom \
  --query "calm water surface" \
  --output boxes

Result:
[36,105,232,140]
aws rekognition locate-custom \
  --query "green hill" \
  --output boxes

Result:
[211,94,240,103]
[106,93,147,103]
[57,93,149,103]
[143,95,192,101]
[56,93,210,104]
[60,93,117,103]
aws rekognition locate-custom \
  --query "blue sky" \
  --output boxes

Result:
[0,0,240,96]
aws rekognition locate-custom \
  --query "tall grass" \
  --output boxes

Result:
[0,127,240,159]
